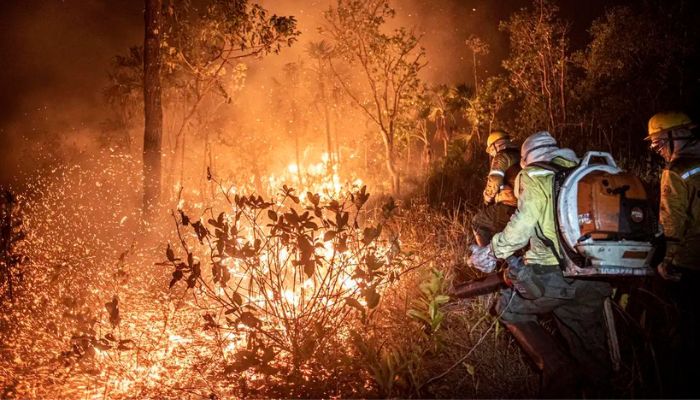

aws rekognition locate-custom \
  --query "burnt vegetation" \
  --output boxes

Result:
[1,0,699,398]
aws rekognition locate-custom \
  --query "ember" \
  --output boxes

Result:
[1,0,699,398]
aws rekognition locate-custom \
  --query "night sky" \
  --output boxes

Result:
[0,0,629,184]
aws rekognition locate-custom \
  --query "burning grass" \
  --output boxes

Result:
[0,152,539,398]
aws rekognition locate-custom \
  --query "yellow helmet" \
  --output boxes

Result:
[486,130,510,150]
[647,112,696,139]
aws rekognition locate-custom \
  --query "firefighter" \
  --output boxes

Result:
[469,131,611,396]
[471,130,520,247]
[646,111,700,397]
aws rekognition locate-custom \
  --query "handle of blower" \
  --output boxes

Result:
[580,151,618,168]
[450,255,522,299]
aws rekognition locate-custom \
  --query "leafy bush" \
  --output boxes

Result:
[162,180,414,395]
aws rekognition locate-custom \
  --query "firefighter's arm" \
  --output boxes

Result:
[659,169,688,265]
[490,172,542,259]
[483,154,507,204]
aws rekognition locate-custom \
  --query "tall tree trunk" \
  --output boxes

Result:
[143,0,163,217]
[406,133,412,176]
[472,51,479,96]
[324,100,333,173]
[333,111,341,170]
[290,103,303,184]
[381,129,400,196]
[320,78,334,174]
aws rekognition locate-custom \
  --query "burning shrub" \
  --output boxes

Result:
[162,181,413,395]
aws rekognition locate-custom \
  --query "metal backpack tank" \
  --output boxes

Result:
[553,152,660,277]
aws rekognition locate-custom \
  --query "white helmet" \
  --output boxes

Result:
[521,131,558,167]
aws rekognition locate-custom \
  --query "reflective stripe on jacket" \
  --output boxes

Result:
[660,157,700,270]
[491,156,578,265]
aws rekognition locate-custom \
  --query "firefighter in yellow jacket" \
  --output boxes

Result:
[471,131,520,246]
[469,131,611,396]
[646,111,700,397]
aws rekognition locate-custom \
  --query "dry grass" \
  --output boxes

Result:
[1,158,539,398]
[387,199,539,398]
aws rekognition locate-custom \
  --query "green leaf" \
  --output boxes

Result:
[434,294,450,305]
[407,309,431,325]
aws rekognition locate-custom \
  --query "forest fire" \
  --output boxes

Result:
[1,0,700,398]
[0,156,402,398]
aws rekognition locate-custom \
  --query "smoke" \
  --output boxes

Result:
[0,0,624,188]
[0,0,142,186]
[253,0,518,85]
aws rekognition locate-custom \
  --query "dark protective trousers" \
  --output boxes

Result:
[471,203,516,246]
[497,265,612,388]
[661,269,700,398]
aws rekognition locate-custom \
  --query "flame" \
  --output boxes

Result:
[3,147,392,398]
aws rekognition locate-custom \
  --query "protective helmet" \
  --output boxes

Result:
[486,130,510,151]
[646,112,696,139]
[521,131,557,165]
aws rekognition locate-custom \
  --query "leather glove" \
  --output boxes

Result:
[467,244,497,273]
[483,192,495,206]
[657,261,682,282]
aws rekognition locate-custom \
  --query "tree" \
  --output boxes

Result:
[279,61,307,183]
[161,0,298,194]
[306,40,337,173]
[465,35,489,98]
[143,0,164,217]
[499,0,571,138]
[322,0,426,195]
[573,3,700,160]
[107,0,299,202]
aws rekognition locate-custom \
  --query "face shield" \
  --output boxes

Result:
[647,129,696,162]
[649,137,669,155]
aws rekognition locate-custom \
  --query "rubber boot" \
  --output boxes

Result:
[505,321,579,397]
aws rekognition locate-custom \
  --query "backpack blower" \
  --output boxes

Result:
[554,151,659,277]
[453,151,661,299]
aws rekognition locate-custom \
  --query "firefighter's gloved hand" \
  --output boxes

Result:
[657,261,682,282]
[468,244,497,273]
[482,192,495,206]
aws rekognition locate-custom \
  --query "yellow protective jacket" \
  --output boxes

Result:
[483,148,520,207]
[491,156,578,266]
[660,156,700,270]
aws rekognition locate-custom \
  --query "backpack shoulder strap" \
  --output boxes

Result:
[527,160,578,271]
[528,161,564,172]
